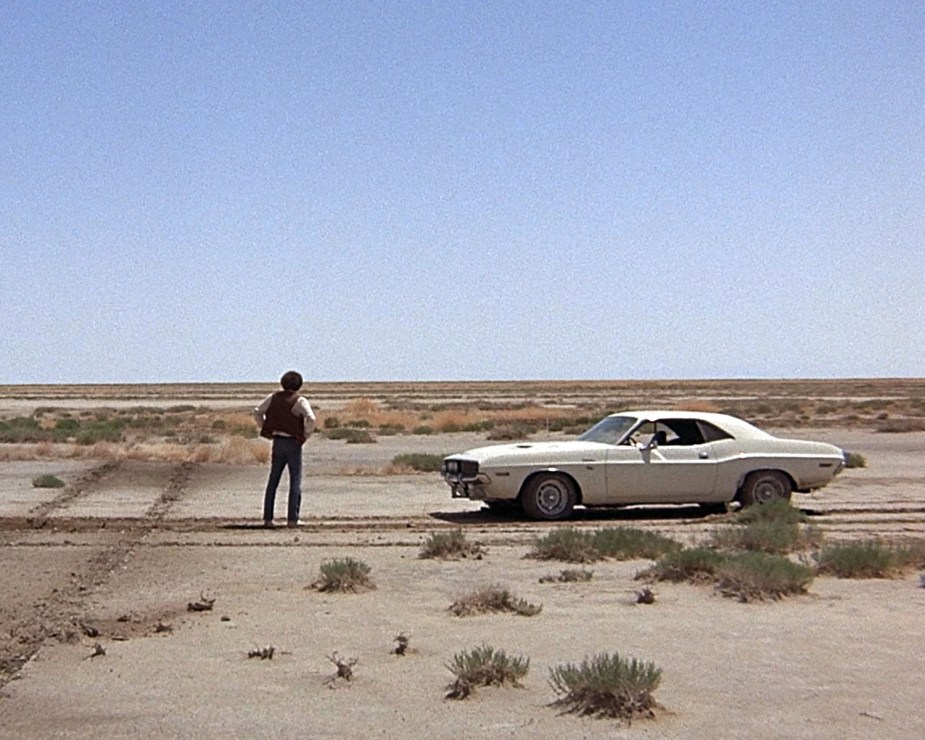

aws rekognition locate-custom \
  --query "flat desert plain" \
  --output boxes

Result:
[0,380,923,739]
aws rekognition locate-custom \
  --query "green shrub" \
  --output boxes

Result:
[32,474,65,489]
[529,529,599,563]
[530,527,681,563]
[639,547,726,583]
[54,418,80,433]
[324,428,375,443]
[715,551,814,601]
[735,499,806,525]
[412,425,434,435]
[445,644,530,699]
[548,652,662,721]
[313,558,375,592]
[590,528,682,560]
[323,416,341,429]
[816,540,903,578]
[539,569,594,583]
[419,530,484,559]
[449,584,541,617]
[843,451,867,468]
[487,422,537,440]
[377,424,403,435]
[391,453,445,472]
[0,417,44,443]
[711,519,821,555]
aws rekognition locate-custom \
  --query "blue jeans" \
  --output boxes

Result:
[263,436,303,523]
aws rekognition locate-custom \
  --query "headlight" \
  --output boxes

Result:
[442,458,479,478]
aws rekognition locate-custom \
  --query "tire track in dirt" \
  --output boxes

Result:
[26,461,122,526]
[0,461,196,688]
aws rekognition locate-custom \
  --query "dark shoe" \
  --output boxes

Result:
[263,520,275,529]
[286,519,301,528]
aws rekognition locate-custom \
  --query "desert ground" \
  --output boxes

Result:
[0,380,923,738]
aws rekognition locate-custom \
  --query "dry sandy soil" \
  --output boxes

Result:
[0,382,923,738]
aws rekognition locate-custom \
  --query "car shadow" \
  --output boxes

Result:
[430,504,720,525]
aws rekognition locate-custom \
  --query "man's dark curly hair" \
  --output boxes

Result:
[280,370,303,391]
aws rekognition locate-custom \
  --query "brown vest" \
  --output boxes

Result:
[260,391,306,443]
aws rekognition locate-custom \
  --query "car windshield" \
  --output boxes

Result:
[577,415,638,445]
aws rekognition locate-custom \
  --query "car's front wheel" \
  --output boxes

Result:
[738,470,792,507]
[520,473,576,520]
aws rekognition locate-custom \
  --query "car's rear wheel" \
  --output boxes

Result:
[520,473,576,520]
[738,471,792,507]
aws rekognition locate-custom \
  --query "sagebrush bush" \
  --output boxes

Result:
[419,530,484,559]
[711,519,821,555]
[843,451,867,468]
[816,540,903,578]
[735,499,806,525]
[638,547,726,583]
[590,528,682,560]
[715,551,814,601]
[32,474,65,489]
[529,529,599,563]
[313,558,375,592]
[324,428,375,443]
[641,548,813,601]
[548,651,662,721]
[445,644,530,699]
[449,584,541,617]
[391,453,445,472]
[529,527,680,564]
[539,569,594,583]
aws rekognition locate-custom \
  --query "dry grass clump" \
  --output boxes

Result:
[548,651,662,722]
[312,558,375,593]
[419,530,485,560]
[445,644,530,699]
[448,584,542,617]
[539,569,594,584]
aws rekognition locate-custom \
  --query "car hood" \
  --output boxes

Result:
[452,440,611,466]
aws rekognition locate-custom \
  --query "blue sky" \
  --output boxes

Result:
[2,2,923,383]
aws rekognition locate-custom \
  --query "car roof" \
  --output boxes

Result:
[608,410,772,439]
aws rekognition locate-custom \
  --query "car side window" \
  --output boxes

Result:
[697,421,733,443]
[660,420,705,446]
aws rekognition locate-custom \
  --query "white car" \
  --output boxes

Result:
[441,410,846,520]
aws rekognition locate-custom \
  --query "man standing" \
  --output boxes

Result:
[253,371,316,528]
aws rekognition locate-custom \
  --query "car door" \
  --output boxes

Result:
[603,420,719,504]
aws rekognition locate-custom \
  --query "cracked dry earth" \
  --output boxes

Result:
[0,429,923,738]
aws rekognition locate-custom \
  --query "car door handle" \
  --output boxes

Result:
[698,451,709,459]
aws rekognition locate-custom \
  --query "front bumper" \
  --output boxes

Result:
[441,457,489,500]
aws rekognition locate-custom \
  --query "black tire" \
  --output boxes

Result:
[738,471,792,507]
[520,473,576,520]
